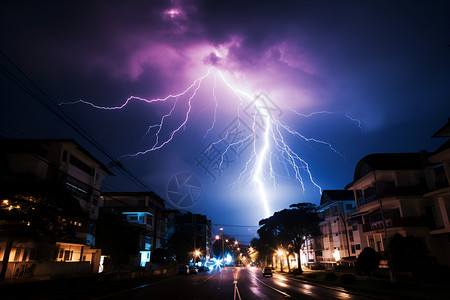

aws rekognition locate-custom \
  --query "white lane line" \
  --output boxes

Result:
[247,270,298,299]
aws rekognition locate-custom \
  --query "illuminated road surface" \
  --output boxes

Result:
[92,267,381,300]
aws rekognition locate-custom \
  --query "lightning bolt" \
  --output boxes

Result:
[60,67,360,217]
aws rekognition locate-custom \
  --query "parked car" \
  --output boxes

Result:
[262,267,273,277]
[189,266,198,275]
[198,266,210,272]
[176,265,189,275]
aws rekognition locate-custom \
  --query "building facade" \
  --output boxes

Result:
[175,212,212,264]
[316,190,356,268]
[423,120,450,265]
[0,139,111,279]
[345,153,442,263]
[100,192,166,269]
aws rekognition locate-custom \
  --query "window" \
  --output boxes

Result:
[355,244,361,250]
[69,155,94,176]
[146,215,153,226]
[335,233,338,236]
[14,248,22,261]
[346,204,353,210]
[65,182,88,200]
[64,250,73,261]
[351,245,355,254]
[62,150,67,162]
[352,225,358,231]
[89,224,95,235]
[22,248,28,261]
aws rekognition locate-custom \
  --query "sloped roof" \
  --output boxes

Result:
[0,138,113,175]
[432,118,450,137]
[353,153,424,182]
[433,140,450,155]
[320,190,354,205]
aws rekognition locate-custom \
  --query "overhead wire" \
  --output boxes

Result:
[0,50,179,210]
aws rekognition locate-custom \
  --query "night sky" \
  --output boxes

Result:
[1,0,449,243]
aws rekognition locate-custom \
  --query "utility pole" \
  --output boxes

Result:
[220,228,224,268]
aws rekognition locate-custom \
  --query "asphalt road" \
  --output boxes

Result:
[90,267,380,300]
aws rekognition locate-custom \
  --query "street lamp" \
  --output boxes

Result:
[194,250,201,265]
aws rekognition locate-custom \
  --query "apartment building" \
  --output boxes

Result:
[100,192,166,269]
[0,139,112,279]
[423,120,450,265]
[316,190,357,268]
[345,153,435,258]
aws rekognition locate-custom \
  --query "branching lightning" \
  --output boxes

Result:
[60,67,361,217]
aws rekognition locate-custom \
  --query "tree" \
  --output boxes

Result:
[357,247,380,278]
[1,181,87,280]
[388,234,434,280]
[167,229,194,264]
[96,213,141,271]
[258,202,321,273]
[251,236,275,267]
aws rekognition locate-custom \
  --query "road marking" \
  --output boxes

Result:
[193,273,215,287]
[247,270,298,299]
[91,276,178,299]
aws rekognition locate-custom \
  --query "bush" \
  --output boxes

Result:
[292,268,303,276]
[325,272,337,281]
[306,274,316,279]
[341,273,356,284]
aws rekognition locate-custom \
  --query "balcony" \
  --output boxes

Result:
[357,184,428,208]
[362,216,428,233]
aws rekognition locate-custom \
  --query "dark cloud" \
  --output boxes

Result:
[1,0,449,236]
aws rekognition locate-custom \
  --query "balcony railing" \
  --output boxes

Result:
[357,184,428,207]
[362,216,428,233]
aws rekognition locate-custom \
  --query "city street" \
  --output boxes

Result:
[90,267,378,300]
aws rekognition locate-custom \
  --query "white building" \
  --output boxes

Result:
[345,153,440,263]
[317,190,356,269]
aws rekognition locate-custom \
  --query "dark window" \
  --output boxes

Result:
[62,150,67,162]
[69,155,94,176]
[351,245,355,254]
[355,244,361,250]
[64,250,73,261]
[352,225,358,231]
[22,248,28,261]
[88,224,95,235]
[346,204,353,210]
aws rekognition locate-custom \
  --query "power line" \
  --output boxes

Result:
[212,223,260,228]
[0,51,177,210]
